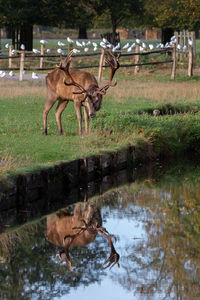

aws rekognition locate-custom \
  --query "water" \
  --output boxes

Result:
[1,162,200,299]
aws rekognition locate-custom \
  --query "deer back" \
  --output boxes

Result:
[46,204,102,248]
[46,68,99,102]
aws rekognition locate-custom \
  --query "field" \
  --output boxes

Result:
[1,64,200,178]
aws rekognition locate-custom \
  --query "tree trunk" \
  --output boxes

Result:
[20,24,33,50]
[161,28,174,45]
[78,27,87,39]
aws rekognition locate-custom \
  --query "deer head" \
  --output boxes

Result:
[45,203,120,271]
[61,50,120,112]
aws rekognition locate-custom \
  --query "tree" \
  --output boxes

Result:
[0,0,70,50]
[144,0,200,43]
[89,0,144,43]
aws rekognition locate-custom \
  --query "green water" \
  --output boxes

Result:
[0,161,200,299]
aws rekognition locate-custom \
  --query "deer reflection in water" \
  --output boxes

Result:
[45,202,120,271]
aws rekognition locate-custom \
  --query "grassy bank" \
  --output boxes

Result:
[1,70,200,178]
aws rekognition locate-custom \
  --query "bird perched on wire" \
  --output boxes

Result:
[122,43,129,49]
[73,48,80,54]
[40,39,47,44]
[58,41,65,46]
[76,41,82,47]
[33,48,40,54]
[32,72,39,79]
[67,37,74,43]
[0,70,6,78]
[9,70,15,77]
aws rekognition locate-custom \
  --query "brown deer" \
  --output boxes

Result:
[43,50,120,136]
[45,202,120,271]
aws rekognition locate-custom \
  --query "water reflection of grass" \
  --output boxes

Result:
[1,161,200,299]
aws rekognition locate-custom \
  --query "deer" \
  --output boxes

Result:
[43,50,120,136]
[45,202,120,271]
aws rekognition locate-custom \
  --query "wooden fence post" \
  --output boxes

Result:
[134,44,140,74]
[19,51,25,81]
[98,49,105,83]
[40,44,44,69]
[171,44,176,80]
[8,45,13,69]
[188,45,193,77]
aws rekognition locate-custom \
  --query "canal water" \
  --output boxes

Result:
[0,161,200,299]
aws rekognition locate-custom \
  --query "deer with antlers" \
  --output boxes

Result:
[45,202,120,271]
[43,50,120,136]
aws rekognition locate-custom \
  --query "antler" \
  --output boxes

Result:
[97,226,120,269]
[98,50,120,94]
[62,51,90,101]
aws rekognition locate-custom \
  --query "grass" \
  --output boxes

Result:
[1,69,200,178]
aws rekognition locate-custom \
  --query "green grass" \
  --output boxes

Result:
[1,71,200,178]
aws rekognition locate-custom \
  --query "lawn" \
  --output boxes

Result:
[1,68,200,178]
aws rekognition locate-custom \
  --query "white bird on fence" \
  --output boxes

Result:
[156,43,161,48]
[165,42,170,48]
[67,37,74,43]
[20,44,25,50]
[73,48,80,54]
[82,41,86,46]
[177,44,182,50]
[32,72,39,79]
[93,47,98,51]
[188,39,193,46]
[57,48,65,55]
[160,43,164,49]
[113,42,120,50]
[92,42,97,47]
[76,41,82,47]
[0,70,6,78]
[5,43,9,49]
[86,41,91,45]
[107,43,113,49]
[102,38,109,44]
[11,49,17,55]
[182,45,187,51]
[139,46,144,51]
[40,39,47,44]
[33,48,40,54]
[100,41,107,48]
[127,43,136,52]
[122,42,129,49]
[149,44,154,50]
[142,42,147,49]
[136,39,141,44]
[170,35,176,42]
[58,41,65,46]
[84,47,89,52]
[9,70,15,77]
[46,49,51,53]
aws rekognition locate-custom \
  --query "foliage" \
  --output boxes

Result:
[144,0,200,30]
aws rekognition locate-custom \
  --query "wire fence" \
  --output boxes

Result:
[0,43,194,81]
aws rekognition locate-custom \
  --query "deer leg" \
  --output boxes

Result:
[84,107,89,134]
[55,100,69,135]
[74,101,82,136]
[43,90,57,135]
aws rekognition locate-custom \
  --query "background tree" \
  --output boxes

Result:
[144,0,200,43]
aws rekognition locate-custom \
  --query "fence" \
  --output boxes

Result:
[0,42,194,81]
[174,30,195,60]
